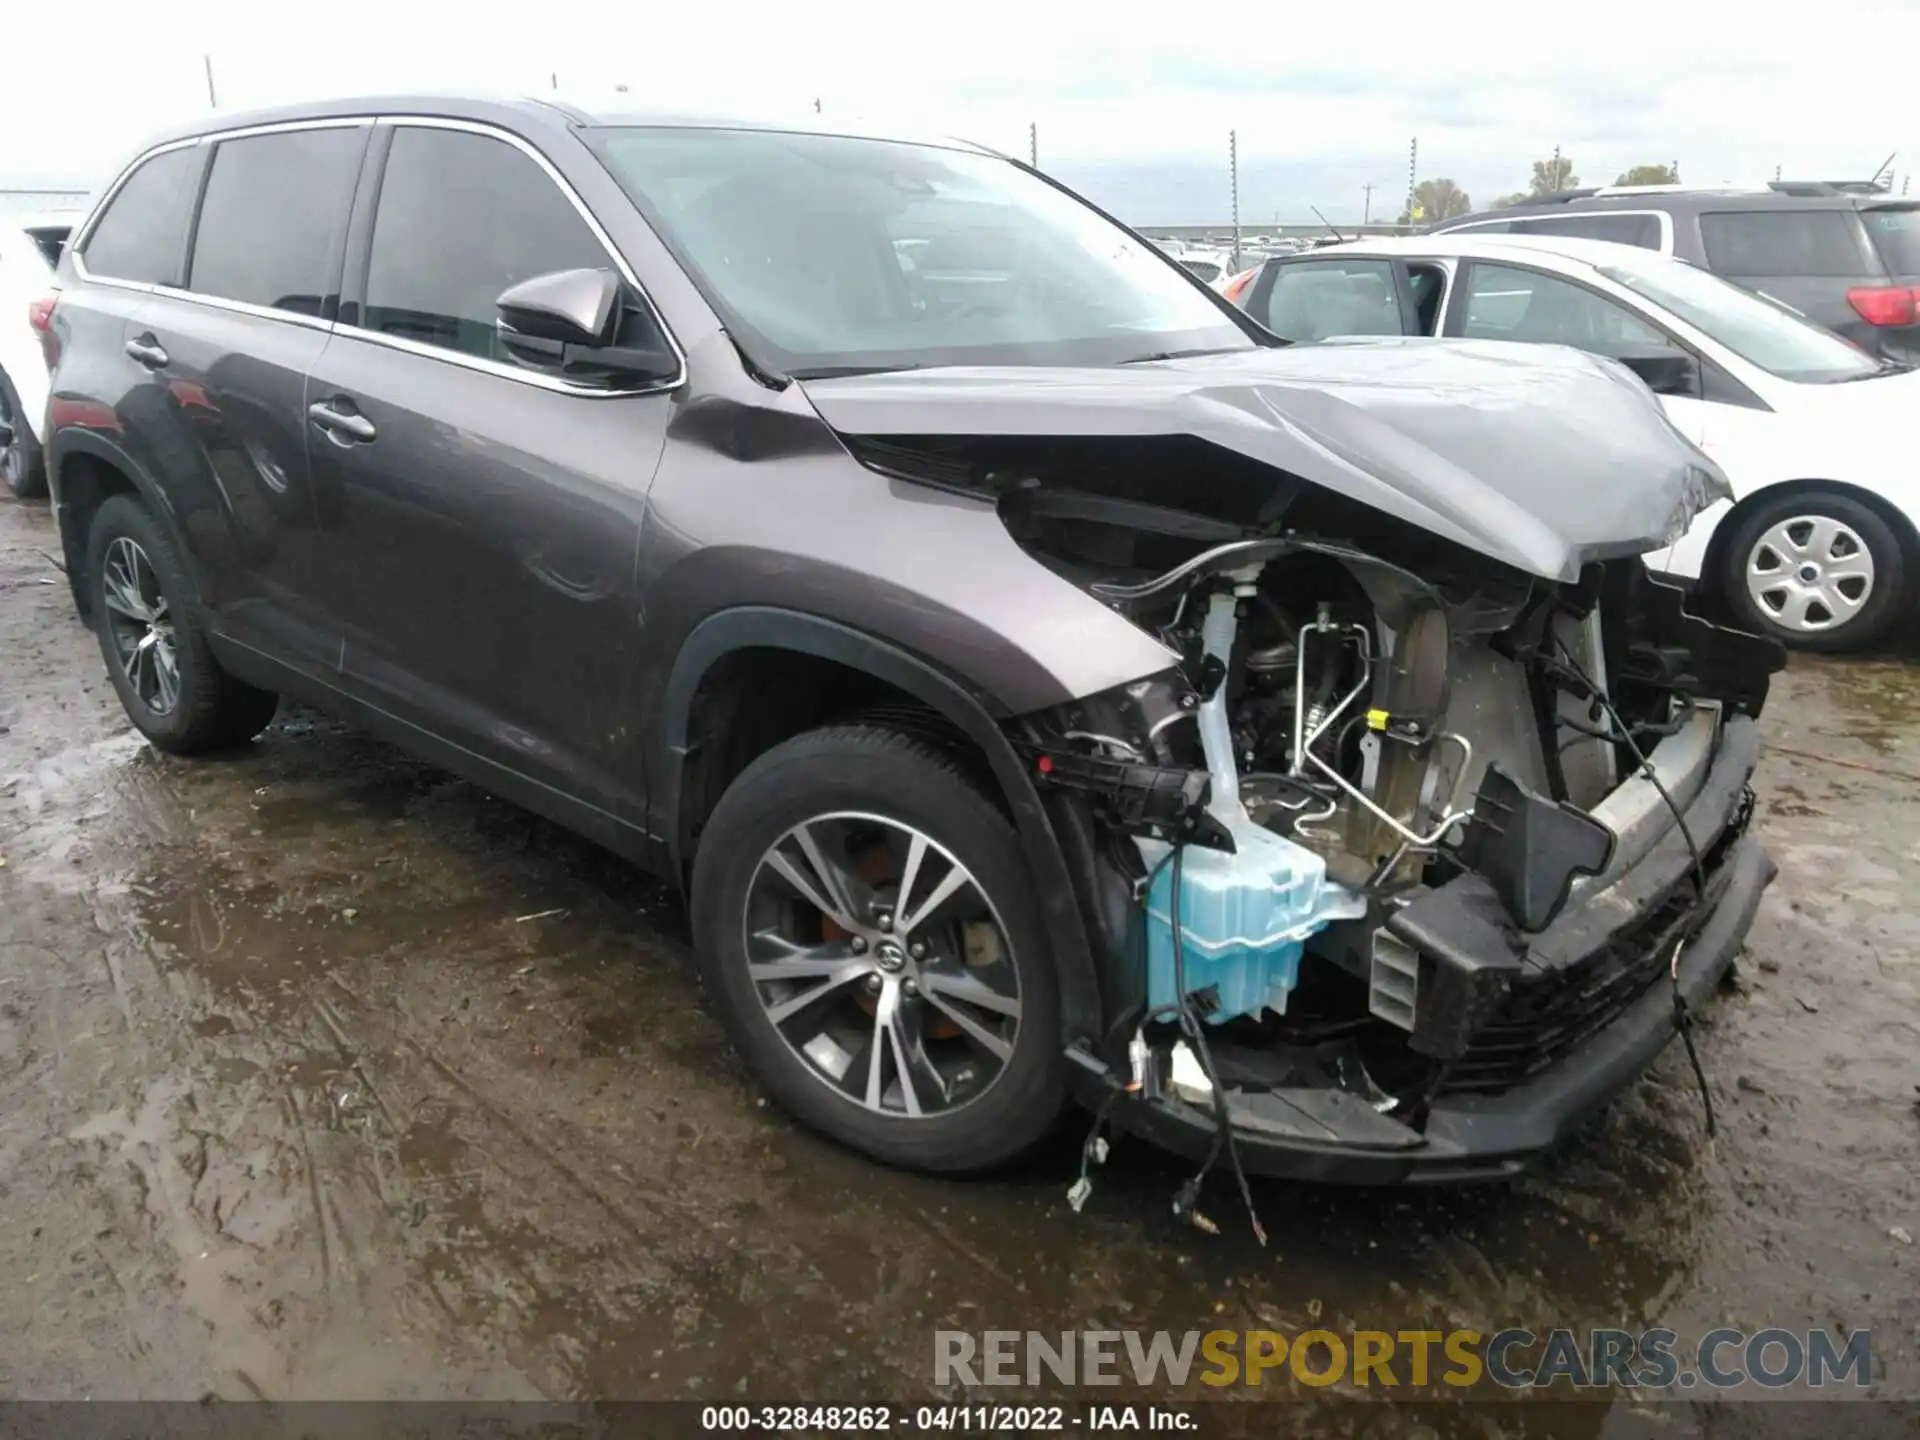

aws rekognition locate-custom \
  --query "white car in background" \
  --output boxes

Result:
[1232,232,1920,650]
[0,212,74,498]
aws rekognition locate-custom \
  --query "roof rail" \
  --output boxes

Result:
[1768,179,1890,197]
[1526,187,1602,205]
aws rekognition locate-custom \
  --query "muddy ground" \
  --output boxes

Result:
[1,490,1916,1422]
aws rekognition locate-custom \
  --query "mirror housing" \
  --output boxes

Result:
[1618,348,1699,397]
[496,268,679,387]
[498,267,620,347]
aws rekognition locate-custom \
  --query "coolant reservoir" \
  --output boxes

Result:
[1141,818,1366,1024]
[1140,578,1366,1024]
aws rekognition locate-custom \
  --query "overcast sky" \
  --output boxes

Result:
[6,0,1918,224]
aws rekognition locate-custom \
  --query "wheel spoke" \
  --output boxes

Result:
[1776,587,1819,630]
[898,862,972,937]
[1815,581,1864,618]
[920,987,1014,1062]
[764,848,859,932]
[792,821,868,927]
[864,980,898,1109]
[763,959,873,1024]
[921,967,1022,1018]
[747,936,867,982]
[153,640,180,712]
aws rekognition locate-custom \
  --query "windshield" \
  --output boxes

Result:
[1600,255,1880,383]
[586,127,1256,376]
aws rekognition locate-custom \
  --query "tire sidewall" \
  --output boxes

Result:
[1722,491,1903,652]
[691,732,1065,1172]
[86,496,211,748]
[0,367,44,500]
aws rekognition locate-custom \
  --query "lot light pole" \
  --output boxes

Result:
[1029,122,1038,168]
[204,55,217,109]
[1229,129,1240,269]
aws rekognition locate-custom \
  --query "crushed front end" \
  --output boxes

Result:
[1008,513,1783,1185]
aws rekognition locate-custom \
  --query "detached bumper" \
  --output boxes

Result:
[1117,716,1774,1185]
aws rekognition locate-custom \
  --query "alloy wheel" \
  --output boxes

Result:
[740,811,1023,1119]
[1745,515,1875,634]
[101,536,181,714]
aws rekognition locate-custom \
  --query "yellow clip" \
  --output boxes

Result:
[1365,708,1390,731]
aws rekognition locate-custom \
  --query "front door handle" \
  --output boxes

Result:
[124,335,169,369]
[307,401,376,443]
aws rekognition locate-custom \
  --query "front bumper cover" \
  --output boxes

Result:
[1110,715,1773,1184]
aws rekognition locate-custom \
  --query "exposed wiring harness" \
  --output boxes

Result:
[1554,635,1717,1137]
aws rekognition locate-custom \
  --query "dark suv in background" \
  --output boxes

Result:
[1431,183,1920,361]
[39,95,1778,1191]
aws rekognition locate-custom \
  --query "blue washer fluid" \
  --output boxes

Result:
[1141,815,1366,1024]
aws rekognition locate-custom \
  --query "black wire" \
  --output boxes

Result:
[1167,844,1268,1246]
[1552,635,1717,1137]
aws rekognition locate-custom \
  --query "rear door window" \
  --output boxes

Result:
[1454,262,1667,355]
[362,126,614,361]
[1258,258,1405,341]
[1514,212,1662,249]
[80,147,199,285]
[187,127,366,317]
[1861,206,1920,279]
[1698,210,1877,277]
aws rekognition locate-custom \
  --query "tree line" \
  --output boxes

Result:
[1398,159,1680,224]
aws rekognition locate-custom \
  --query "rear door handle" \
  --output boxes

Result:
[124,335,169,369]
[307,400,377,443]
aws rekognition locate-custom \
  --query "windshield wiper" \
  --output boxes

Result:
[1832,359,1915,382]
[1118,346,1255,365]
[786,363,924,380]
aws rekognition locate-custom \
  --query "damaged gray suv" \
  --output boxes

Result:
[44,96,1782,1187]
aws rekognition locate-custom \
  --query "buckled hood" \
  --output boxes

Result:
[800,337,1730,583]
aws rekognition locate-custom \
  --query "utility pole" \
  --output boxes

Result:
[1551,143,1562,191]
[1229,129,1240,269]
[203,54,217,109]
[813,97,822,114]
[1774,162,1782,182]
[1029,122,1037,168]
[1362,183,1374,225]
[1406,137,1418,230]
[551,72,558,91]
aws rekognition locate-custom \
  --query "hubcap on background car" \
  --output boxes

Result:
[101,537,180,714]
[1745,515,1874,633]
[741,811,1023,1119]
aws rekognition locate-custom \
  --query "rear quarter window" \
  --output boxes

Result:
[1861,207,1920,278]
[1698,210,1877,277]
[1513,212,1662,249]
[80,146,199,284]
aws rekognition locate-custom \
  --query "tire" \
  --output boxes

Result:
[1720,490,1904,653]
[0,365,46,500]
[691,724,1066,1173]
[86,494,279,754]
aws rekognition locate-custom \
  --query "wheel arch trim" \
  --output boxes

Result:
[658,605,1103,1044]
[48,429,203,617]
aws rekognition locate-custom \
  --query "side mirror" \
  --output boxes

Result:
[1618,348,1699,397]
[496,268,679,386]
[498,268,620,347]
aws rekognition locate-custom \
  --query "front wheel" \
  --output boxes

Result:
[1721,490,1904,652]
[691,724,1066,1173]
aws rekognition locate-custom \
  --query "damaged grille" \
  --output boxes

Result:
[1439,789,1753,1096]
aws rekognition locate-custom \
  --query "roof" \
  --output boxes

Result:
[1290,232,1675,273]
[1436,185,1919,234]
[126,93,1000,163]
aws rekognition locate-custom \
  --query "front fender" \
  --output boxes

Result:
[653,605,1106,1047]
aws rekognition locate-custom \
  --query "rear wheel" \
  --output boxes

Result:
[87,494,279,753]
[1721,490,1903,652]
[691,724,1065,1173]
[0,366,46,500]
